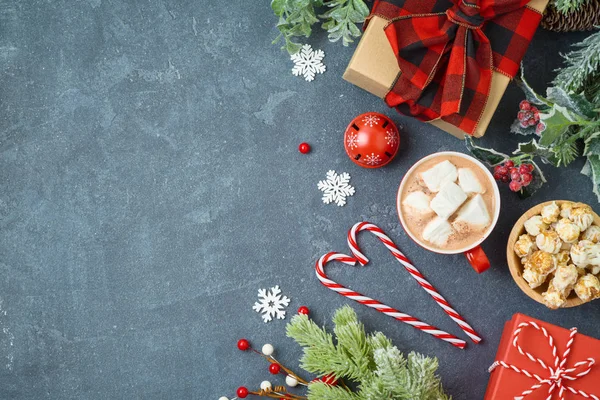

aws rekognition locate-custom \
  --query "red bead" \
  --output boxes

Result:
[269,363,281,375]
[237,339,250,351]
[298,306,309,315]
[298,142,311,154]
[343,112,400,169]
[237,386,249,398]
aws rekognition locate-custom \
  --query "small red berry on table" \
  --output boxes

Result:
[509,180,522,192]
[519,100,531,110]
[298,306,309,315]
[237,339,250,351]
[298,142,311,154]
[237,386,249,398]
[269,363,281,375]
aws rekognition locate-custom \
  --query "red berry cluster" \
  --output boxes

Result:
[493,160,534,192]
[517,100,546,135]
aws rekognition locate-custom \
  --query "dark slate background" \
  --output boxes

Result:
[0,1,596,399]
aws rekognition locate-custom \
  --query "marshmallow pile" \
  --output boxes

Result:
[403,160,491,247]
[515,201,600,309]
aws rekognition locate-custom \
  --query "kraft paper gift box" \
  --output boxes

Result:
[343,0,549,139]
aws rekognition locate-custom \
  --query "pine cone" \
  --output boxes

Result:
[542,1,600,32]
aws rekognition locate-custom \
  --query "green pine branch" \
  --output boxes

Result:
[286,306,451,400]
[553,29,600,102]
[551,0,591,14]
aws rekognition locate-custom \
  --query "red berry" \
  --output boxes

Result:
[509,180,522,192]
[519,164,533,174]
[237,339,250,351]
[237,387,249,398]
[517,111,527,121]
[511,171,521,182]
[298,142,311,154]
[504,160,514,168]
[519,100,531,111]
[269,363,281,375]
[527,117,537,127]
[536,122,546,135]
[494,166,508,176]
[521,172,533,186]
[298,306,309,315]
[493,172,503,181]
[501,175,510,183]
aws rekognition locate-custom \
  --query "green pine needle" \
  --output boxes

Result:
[552,0,591,14]
[286,306,451,400]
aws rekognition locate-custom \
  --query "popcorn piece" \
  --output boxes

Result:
[422,217,454,246]
[524,216,548,236]
[514,235,536,258]
[589,265,600,275]
[555,218,580,243]
[457,168,484,194]
[454,194,490,228]
[522,267,547,289]
[582,225,600,243]
[524,250,556,275]
[430,182,467,219]
[574,274,600,302]
[550,264,578,296]
[560,202,573,219]
[541,201,560,224]
[570,205,594,231]
[536,231,562,254]
[419,160,458,192]
[561,241,573,251]
[570,240,593,267]
[553,250,571,266]
[402,191,432,215]
[543,283,567,309]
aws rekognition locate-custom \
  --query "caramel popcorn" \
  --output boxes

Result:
[513,234,536,258]
[516,201,600,308]
[550,264,578,296]
[555,218,580,243]
[582,225,600,243]
[541,201,560,224]
[535,231,562,254]
[570,206,594,231]
[574,274,600,302]
[524,215,548,236]
[542,283,567,309]
[524,250,555,275]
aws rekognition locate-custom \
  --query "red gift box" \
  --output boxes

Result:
[485,314,600,399]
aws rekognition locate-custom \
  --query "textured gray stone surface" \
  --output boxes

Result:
[0,1,596,399]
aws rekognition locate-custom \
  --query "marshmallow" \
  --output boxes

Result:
[420,160,458,192]
[430,182,467,219]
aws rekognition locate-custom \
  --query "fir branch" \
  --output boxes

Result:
[320,0,369,46]
[331,306,373,381]
[553,29,600,101]
[272,0,323,54]
[552,0,591,14]
[306,382,360,400]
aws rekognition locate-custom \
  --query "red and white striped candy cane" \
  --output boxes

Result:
[347,222,482,344]
[316,251,467,349]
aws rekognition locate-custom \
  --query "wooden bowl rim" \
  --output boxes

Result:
[506,200,600,308]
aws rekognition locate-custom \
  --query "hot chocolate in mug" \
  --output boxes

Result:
[397,151,501,273]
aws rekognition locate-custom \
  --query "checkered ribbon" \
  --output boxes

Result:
[369,0,543,134]
[488,321,599,400]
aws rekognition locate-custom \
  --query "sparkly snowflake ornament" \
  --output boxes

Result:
[318,170,355,207]
[252,285,290,323]
[291,44,326,82]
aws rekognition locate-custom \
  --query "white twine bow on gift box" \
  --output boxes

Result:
[489,321,599,400]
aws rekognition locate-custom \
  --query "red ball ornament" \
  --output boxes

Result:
[298,142,311,154]
[297,306,309,315]
[237,339,250,351]
[237,386,249,398]
[344,112,400,168]
[269,363,281,375]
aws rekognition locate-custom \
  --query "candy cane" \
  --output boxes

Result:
[316,252,467,349]
[347,222,482,343]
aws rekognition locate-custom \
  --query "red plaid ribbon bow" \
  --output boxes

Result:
[489,321,599,400]
[370,0,543,134]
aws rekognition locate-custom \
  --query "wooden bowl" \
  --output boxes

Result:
[507,200,600,308]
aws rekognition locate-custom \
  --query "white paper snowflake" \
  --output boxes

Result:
[291,44,326,82]
[385,129,398,147]
[362,114,381,127]
[318,170,355,207]
[252,285,290,323]
[346,132,359,150]
[365,153,382,166]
